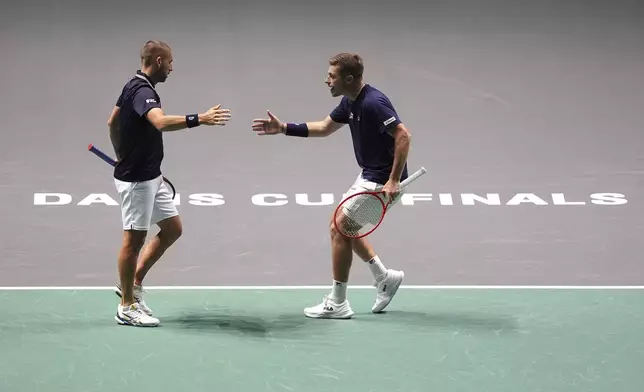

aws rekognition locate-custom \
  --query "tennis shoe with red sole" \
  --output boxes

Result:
[372,269,404,313]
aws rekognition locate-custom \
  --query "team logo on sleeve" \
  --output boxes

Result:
[146,98,157,104]
[383,116,396,126]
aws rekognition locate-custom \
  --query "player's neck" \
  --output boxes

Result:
[346,82,366,101]
[139,67,158,86]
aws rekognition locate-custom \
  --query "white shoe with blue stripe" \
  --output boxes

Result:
[114,283,154,316]
[115,302,159,327]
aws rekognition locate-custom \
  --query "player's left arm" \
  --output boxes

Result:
[387,123,411,183]
[372,97,411,183]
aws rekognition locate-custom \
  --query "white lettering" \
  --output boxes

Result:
[552,193,586,205]
[77,194,118,206]
[383,116,396,126]
[439,193,453,205]
[29,191,630,208]
[252,193,288,206]
[189,193,225,206]
[401,193,432,205]
[590,193,628,205]
[295,193,334,206]
[34,193,72,205]
[462,193,501,206]
[506,193,548,206]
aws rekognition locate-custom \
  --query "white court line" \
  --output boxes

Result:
[0,285,643,291]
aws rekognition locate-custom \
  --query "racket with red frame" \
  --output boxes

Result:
[333,167,426,239]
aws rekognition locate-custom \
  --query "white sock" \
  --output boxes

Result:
[330,280,347,303]
[365,255,387,281]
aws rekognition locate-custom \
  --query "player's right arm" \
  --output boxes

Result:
[133,88,231,132]
[252,111,343,137]
[145,108,196,133]
[279,115,344,137]
[145,106,231,133]
[252,100,349,138]
[297,98,350,137]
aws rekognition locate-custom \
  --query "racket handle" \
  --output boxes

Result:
[400,167,427,190]
[88,144,116,167]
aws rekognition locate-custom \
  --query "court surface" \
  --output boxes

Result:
[2,287,644,392]
[2,0,644,391]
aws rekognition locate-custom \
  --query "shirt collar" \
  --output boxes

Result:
[135,70,156,89]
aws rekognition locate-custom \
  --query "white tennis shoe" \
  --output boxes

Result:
[114,283,154,316]
[115,302,159,327]
[304,295,355,319]
[372,269,404,313]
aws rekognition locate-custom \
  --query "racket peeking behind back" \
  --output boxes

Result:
[87,144,177,200]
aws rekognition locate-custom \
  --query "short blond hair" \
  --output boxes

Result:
[140,40,172,67]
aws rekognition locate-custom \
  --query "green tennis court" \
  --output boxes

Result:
[2,287,643,392]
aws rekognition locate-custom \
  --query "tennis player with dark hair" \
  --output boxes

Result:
[107,40,231,326]
[252,53,410,319]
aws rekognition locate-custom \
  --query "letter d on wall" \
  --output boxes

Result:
[33,193,72,205]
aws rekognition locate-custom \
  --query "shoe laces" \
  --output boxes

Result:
[133,286,147,298]
[321,294,340,306]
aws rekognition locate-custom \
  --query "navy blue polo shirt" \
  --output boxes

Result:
[113,70,164,182]
[330,84,409,184]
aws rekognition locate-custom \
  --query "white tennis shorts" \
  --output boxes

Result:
[340,173,404,224]
[114,175,178,231]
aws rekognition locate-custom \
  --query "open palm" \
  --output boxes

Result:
[252,110,283,135]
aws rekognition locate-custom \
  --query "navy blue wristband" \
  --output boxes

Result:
[186,114,200,128]
[285,123,309,137]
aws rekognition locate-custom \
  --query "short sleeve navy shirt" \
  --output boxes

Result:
[329,84,408,184]
[113,70,164,182]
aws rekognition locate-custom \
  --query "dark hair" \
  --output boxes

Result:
[140,40,172,67]
[329,53,363,81]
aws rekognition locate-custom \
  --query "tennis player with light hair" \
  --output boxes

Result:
[108,40,231,327]
[252,53,410,319]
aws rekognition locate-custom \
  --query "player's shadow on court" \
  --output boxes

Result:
[376,310,519,333]
[161,309,321,339]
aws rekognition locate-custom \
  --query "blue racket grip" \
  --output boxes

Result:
[88,144,116,167]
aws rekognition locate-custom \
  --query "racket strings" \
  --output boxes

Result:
[335,193,386,237]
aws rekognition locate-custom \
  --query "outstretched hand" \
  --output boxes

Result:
[252,110,284,135]
[200,104,232,126]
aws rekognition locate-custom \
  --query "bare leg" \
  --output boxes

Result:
[352,236,376,261]
[118,230,147,306]
[330,223,353,282]
[352,237,388,281]
[327,213,356,303]
[134,215,183,285]
[301,215,357,319]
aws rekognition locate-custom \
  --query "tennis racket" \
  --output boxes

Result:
[333,167,427,239]
[87,143,177,200]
